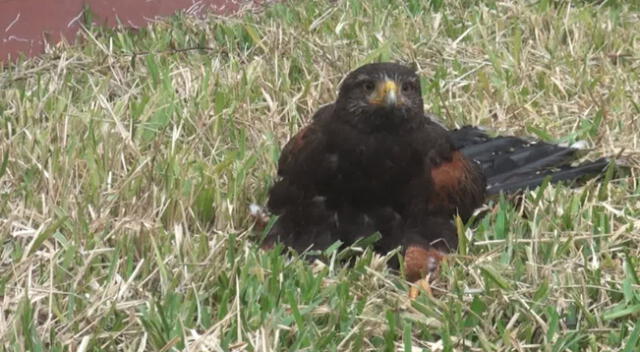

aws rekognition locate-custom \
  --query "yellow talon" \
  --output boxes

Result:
[409,276,433,299]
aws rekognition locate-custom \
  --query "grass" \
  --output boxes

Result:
[1,0,639,350]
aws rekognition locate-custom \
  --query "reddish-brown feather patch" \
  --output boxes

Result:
[404,245,446,282]
[289,126,311,153]
[431,151,469,192]
[278,125,315,172]
[429,151,473,207]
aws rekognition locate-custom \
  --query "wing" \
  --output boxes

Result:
[264,105,344,251]
[267,106,336,214]
[402,119,487,224]
[276,104,335,179]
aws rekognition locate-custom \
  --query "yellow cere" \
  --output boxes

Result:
[371,80,399,106]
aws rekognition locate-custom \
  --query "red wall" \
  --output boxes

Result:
[0,0,262,62]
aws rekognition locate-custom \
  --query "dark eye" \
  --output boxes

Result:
[402,82,416,93]
[363,81,375,92]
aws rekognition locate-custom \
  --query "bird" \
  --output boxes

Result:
[259,62,609,286]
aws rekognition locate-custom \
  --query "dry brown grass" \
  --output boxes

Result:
[1,0,639,350]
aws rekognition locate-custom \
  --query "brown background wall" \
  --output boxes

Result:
[0,0,259,63]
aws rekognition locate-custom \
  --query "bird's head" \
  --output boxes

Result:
[335,62,424,129]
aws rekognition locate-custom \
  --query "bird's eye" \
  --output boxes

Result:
[402,82,416,93]
[363,81,375,92]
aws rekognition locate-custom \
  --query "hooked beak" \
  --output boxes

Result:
[370,80,400,107]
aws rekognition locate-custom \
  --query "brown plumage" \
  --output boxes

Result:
[262,62,609,284]
[263,63,486,281]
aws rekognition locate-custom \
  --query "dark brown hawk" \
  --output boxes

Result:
[261,62,608,286]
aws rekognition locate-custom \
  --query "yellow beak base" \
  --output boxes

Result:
[370,80,399,106]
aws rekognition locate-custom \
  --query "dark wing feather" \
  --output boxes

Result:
[267,106,336,213]
[449,126,609,195]
[264,106,348,252]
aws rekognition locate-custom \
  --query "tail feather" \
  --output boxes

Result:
[486,158,609,195]
[449,126,609,194]
[484,148,575,184]
[475,143,575,178]
[457,136,529,160]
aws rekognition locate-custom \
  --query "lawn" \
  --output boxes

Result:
[1,0,639,351]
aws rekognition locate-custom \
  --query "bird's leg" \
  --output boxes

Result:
[405,245,447,299]
[401,215,457,298]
